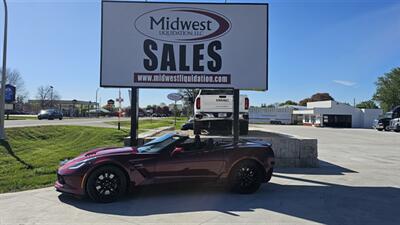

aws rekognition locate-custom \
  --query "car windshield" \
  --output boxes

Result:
[382,112,393,118]
[138,133,180,153]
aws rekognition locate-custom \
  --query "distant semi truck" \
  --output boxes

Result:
[373,105,400,131]
[194,89,249,135]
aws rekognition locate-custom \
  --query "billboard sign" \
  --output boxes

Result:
[101,1,268,90]
[5,84,16,104]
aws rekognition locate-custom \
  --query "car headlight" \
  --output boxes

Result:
[68,157,96,170]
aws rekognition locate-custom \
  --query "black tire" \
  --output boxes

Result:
[384,126,390,131]
[265,168,273,182]
[86,165,127,203]
[228,160,263,194]
[59,117,63,120]
[240,120,249,135]
[194,121,201,135]
[376,128,383,131]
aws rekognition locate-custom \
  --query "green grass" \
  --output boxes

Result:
[107,117,188,131]
[0,126,128,193]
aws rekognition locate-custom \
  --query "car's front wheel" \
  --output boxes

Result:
[86,165,127,203]
[228,160,263,194]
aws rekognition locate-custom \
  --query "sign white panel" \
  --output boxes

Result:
[101,1,268,90]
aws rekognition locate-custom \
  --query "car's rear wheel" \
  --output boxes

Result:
[228,160,263,194]
[376,128,383,131]
[384,126,390,131]
[265,168,273,182]
[86,165,127,203]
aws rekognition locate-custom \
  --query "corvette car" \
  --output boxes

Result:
[55,133,275,202]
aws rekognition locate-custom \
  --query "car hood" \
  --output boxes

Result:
[82,146,138,157]
[60,146,138,169]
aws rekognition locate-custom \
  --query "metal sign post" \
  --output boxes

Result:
[116,89,123,130]
[130,87,139,146]
[233,89,240,145]
[174,100,177,127]
[0,0,8,140]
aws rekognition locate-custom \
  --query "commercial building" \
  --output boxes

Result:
[249,105,306,124]
[293,100,382,128]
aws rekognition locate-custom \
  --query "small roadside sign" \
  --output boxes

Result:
[167,93,183,102]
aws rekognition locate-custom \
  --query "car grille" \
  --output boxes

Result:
[57,173,65,184]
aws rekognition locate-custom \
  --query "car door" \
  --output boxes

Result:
[154,145,226,182]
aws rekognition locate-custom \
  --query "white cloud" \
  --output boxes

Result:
[333,80,356,87]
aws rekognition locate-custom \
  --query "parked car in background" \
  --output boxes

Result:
[389,118,400,132]
[181,118,194,130]
[38,109,63,120]
[194,89,249,135]
[373,106,400,131]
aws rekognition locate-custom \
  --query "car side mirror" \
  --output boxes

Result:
[170,147,184,157]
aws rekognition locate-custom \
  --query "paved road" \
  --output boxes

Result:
[0,125,399,225]
[5,117,130,128]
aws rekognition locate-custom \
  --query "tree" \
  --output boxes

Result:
[279,100,298,106]
[178,89,199,117]
[373,67,400,112]
[155,106,163,115]
[299,98,311,106]
[299,93,334,106]
[1,68,28,102]
[356,100,378,109]
[162,106,170,115]
[36,85,61,108]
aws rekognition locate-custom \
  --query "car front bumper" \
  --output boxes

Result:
[55,172,85,196]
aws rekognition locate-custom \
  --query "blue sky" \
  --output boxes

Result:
[1,0,400,107]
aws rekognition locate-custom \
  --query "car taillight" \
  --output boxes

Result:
[245,97,249,110]
[196,98,201,109]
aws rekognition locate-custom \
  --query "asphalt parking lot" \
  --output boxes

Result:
[0,125,399,225]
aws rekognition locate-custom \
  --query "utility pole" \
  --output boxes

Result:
[50,85,54,107]
[0,0,8,140]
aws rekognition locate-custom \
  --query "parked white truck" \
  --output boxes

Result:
[194,89,249,135]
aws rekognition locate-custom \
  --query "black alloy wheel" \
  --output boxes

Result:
[86,166,127,203]
[229,161,262,194]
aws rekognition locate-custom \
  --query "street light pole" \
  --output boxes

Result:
[0,0,8,140]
